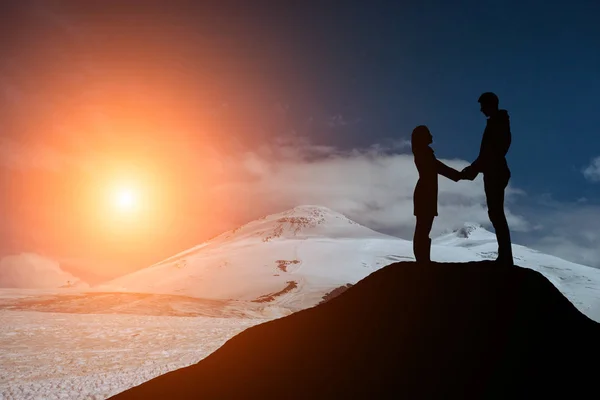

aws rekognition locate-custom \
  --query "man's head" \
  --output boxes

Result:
[478,92,499,117]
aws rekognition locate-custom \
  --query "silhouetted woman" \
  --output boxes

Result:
[412,125,461,263]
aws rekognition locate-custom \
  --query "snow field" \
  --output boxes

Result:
[0,311,265,400]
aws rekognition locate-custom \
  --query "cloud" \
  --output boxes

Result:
[582,156,600,182]
[0,253,88,288]
[207,134,531,239]
[327,114,361,128]
[516,198,600,269]
[208,140,600,269]
[208,142,600,270]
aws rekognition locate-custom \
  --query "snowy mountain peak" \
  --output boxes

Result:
[433,222,496,246]
[455,222,485,239]
[204,204,389,245]
[275,204,352,222]
[288,204,340,214]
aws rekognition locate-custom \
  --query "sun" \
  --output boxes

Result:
[113,188,137,211]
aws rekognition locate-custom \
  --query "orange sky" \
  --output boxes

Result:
[0,3,298,281]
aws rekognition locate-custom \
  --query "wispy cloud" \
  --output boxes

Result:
[190,133,600,269]
[582,156,600,182]
[327,114,361,128]
[206,134,531,239]
[211,141,600,269]
[510,193,600,268]
[526,206,600,268]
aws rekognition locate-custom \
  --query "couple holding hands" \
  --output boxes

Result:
[412,92,513,266]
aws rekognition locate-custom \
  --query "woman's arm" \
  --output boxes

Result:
[436,160,461,182]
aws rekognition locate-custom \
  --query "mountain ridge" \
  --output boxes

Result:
[110,260,600,399]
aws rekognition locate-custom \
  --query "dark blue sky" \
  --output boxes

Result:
[250,0,600,201]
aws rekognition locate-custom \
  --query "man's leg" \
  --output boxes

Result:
[414,215,435,263]
[484,174,513,265]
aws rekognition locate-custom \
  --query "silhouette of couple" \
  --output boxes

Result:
[412,92,513,265]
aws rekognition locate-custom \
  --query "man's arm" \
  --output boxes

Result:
[467,133,489,175]
[468,111,511,176]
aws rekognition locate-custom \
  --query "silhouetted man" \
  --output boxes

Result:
[462,92,513,265]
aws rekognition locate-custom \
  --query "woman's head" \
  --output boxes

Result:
[411,125,433,149]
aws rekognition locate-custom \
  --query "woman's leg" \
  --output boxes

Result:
[414,215,435,262]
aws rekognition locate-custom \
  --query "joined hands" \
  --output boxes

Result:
[459,166,478,181]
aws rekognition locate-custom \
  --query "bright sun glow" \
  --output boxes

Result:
[113,188,137,211]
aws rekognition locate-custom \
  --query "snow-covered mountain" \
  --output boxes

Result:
[97,205,600,321]
[97,205,411,311]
